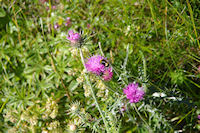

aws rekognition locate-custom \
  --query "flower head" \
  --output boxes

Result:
[123,82,145,103]
[85,55,107,75]
[102,67,113,81]
[67,30,81,44]
[198,115,200,120]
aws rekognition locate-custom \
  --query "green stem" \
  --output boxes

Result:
[133,104,152,133]
[79,48,109,132]
[31,125,36,133]
[0,98,8,113]
[140,51,147,90]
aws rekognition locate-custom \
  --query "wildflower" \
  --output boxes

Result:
[52,5,56,10]
[85,55,107,75]
[123,82,145,103]
[54,23,59,29]
[198,115,200,120]
[67,30,81,45]
[65,17,71,26]
[102,67,113,81]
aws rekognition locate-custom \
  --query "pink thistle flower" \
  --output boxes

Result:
[123,82,145,103]
[67,30,81,44]
[198,115,200,120]
[102,67,113,81]
[85,55,106,75]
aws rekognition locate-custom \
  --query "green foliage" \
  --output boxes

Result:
[170,70,185,85]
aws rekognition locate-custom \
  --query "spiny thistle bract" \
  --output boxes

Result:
[68,101,81,115]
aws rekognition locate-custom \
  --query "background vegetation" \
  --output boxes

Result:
[0,0,200,132]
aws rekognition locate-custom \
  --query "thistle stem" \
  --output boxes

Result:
[140,51,147,90]
[133,104,152,133]
[79,48,109,132]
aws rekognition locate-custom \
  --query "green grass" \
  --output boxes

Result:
[0,0,200,132]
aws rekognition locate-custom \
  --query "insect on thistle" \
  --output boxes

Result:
[99,59,110,77]
[100,59,109,67]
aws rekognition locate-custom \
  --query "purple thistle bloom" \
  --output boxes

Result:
[102,67,113,81]
[123,82,145,103]
[67,30,81,44]
[198,115,200,120]
[85,55,107,75]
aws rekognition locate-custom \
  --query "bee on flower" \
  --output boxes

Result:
[85,55,113,81]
